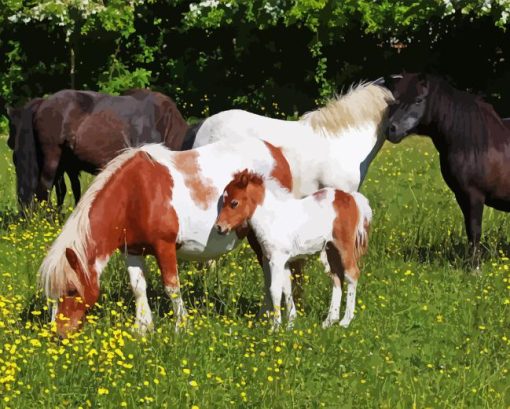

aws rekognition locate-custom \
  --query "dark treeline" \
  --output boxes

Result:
[1,1,509,119]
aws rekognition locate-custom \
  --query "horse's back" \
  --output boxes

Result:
[136,139,295,260]
[195,109,308,147]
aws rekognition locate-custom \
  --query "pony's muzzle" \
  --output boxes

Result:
[216,224,230,235]
[387,123,400,138]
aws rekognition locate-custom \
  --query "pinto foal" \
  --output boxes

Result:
[216,170,372,329]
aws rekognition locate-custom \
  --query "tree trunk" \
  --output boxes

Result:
[70,44,75,89]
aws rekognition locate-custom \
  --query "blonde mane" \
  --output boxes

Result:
[300,81,394,136]
[39,148,143,299]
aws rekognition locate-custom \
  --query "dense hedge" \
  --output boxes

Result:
[1,0,509,119]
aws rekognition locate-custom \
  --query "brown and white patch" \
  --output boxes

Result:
[173,150,218,210]
[331,190,360,280]
[263,141,292,191]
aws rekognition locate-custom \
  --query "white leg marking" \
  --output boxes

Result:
[322,273,342,328]
[282,266,297,330]
[339,272,357,328]
[127,255,153,334]
[320,249,330,274]
[165,286,188,331]
[269,257,287,331]
[50,303,57,323]
[259,257,273,319]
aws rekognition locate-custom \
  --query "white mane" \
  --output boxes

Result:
[300,81,394,136]
[39,148,143,299]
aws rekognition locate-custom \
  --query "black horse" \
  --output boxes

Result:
[386,73,510,266]
[5,89,191,208]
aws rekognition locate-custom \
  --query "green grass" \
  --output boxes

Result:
[0,135,509,408]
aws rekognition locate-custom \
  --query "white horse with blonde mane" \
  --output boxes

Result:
[193,82,394,195]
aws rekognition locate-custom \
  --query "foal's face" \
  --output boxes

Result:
[56,248,99,338]
[387,73,429,143]
[216,171,265,235]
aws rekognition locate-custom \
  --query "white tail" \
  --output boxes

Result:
[351,191,372,257]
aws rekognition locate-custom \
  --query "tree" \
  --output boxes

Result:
[7,0,142,89]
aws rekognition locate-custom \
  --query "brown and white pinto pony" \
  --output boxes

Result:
[215,170,372,330]
[39,139,292,337]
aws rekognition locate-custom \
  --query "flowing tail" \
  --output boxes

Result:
[15,100,43,206]
[351,192,372,258]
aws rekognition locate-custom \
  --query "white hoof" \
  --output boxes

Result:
[322,318,338,329]
[132,320,154,335]
[174,313,189,333]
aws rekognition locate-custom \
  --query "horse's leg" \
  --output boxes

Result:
[333,239,360,328]
[126,254,153,334]
[268,255,287,331]
[322,244,344,329]
[37,145,62,204]
[282,264,297,330]
[154,240,188,330]
[69,170,81,205]
[55,174,67,210]
[289,259,305,309]
[456,190,484,270]
[247,231,272,318]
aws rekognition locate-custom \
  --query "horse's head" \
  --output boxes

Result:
[55,248,100,338]
[215,169,265,235]
[386,73,429,143]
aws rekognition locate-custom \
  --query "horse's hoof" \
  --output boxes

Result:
[339,319,352,328]
[269,321,281,333]
[131,321,154,335]
[469,266,482,276]
[322,319,337,329]
[174,315,189,333]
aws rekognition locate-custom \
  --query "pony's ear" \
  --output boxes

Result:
[382,74,403,91]
[65,248,88,287]
[239,170,250,188]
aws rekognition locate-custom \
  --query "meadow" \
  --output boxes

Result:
[0,134,508,408]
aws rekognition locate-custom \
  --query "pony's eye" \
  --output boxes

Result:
[415,97,424,104]
[231,200,239,209]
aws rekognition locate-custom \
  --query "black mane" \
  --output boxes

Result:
[426,75,508,152]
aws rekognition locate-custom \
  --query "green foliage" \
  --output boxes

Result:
[0,1,509,114]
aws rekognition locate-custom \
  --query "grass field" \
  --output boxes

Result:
[0,135,509,408]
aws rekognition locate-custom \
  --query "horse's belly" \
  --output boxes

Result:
[177,231,241,261]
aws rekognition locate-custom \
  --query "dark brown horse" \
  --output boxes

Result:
[386,73,510,266]
[6,89,189,207]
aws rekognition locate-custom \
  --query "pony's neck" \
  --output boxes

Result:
[420,80,451,142]
[420,79,477,151]
[88,193,129,265]
[249,187,289,237]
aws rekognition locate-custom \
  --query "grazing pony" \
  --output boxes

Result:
[215,170,372,329]
[386,73,510,266]
[6,89,189,208]
[39,139,292,337]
